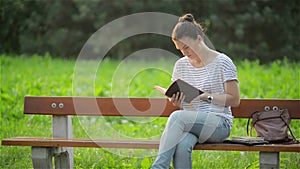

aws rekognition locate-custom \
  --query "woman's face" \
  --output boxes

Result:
[173,37,201,64]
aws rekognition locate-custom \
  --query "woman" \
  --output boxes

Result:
[151,14,240,169]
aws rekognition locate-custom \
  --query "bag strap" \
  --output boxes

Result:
[279,115,299,143]
[246,116,251,136]
[247,115,252,136]
[247,111,259,137]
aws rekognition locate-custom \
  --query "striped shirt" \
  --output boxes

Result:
[171,53,238,127]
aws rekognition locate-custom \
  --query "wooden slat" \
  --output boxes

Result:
[24,97,179,117]
[2,137,299,152]
[231,99,300,118]
[24,96,300,118]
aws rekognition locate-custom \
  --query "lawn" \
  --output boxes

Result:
[1,54,299,168]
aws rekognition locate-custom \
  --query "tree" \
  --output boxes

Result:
[1,0,299,62]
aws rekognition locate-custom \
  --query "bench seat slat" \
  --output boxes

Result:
[2,137,299,152]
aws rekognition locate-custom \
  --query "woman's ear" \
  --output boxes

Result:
[197,35,203,42]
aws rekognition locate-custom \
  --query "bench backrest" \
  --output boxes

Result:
[24,96,300,119]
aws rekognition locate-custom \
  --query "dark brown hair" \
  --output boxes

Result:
[172,14,205,41]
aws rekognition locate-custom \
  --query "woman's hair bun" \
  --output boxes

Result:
[179,13,194,22]
[173,13,205,40]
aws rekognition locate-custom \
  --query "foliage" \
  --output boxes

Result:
[1,0,299,62]
[0,55,299,168]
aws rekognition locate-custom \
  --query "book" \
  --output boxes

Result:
[162,79,204,103]
[224,136,269,146]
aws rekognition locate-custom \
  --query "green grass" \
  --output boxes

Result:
[1,54,299,169]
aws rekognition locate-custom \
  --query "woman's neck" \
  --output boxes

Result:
[193,46,220,68]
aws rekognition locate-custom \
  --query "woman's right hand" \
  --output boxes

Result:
[170,92,185,108]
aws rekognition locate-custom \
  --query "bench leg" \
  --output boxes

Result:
[54,147,73,169]
[53,115,74,168]
[259,152,280,169]
[32,147,53,169]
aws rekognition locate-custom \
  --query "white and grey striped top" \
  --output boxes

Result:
[171,53,238,127]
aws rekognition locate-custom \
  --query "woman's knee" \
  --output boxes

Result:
[168,110,182,122]
[169,110,197,122]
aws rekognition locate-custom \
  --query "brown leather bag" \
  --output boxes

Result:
[247,108,297,142]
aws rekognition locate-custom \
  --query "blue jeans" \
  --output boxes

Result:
[151,110,231,169]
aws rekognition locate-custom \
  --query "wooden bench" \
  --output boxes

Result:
[2,96,300,169]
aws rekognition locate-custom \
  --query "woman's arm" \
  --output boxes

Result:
[168,80,240,108]
[199,80,240,107]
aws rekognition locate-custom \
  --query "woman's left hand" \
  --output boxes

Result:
[197,92,209,101]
